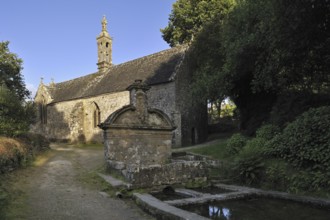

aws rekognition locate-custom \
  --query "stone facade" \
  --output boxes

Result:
[100,82,208,187]
[32,16,208,147]
[100,81,175,167]
[39,91,129,142]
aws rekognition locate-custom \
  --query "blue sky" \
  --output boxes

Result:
[0,0,176,97]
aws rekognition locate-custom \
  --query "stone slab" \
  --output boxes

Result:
[98,173,130,188]
[133,193,209,220]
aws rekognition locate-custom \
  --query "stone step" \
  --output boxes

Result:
[97,173,131,189]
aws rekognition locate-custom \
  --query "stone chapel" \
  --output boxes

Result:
[33,16,207,147]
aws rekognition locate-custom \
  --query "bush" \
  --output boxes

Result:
[264,160,290,191]
[0,85,36,137]
[0,134,49,173]
[0,137,28,172]
[256,124,280,140]
[225,133,248,155]
[288,170,330,193]
[270,92,330,128]
[232,157,264,186]
[17,133,50,152]
[240,138,267,158]
[268,106,330,171]
[231,138,267,185]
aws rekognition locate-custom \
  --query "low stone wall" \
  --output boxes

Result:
[104,128,172,167]
[101,81,210,188]
[123,161,208,188]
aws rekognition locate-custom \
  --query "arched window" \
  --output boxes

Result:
[39,96,47,124]
[93,102,101,128]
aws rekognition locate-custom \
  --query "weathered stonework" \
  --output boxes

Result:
[125,161,207,188]
[100,81,208,187]
[33,90,130,142]
[100,81,175,168]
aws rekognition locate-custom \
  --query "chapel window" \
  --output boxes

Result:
[93,102,101,128]
[39,96,47,124]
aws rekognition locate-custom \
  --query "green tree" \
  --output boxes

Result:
[250,0,330,94]
[0,41,30,101]
[161,0,236,47]
[187,0,330,133]
[0,84,35,136]
[0,42,35,136]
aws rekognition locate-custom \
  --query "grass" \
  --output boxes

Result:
[78,168,117,196]
[77,165,145,198]
[0,178,9,219]
[188,139,229,160]
[187,134,330,199]
[70,142,104,149]
[0,171,30,220]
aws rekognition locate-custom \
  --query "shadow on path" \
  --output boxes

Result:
[4,144,154,220]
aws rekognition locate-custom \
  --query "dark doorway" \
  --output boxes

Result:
[191,127,196,145]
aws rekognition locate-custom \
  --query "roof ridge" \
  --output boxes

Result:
[108,45,187,72]
[55,71,101,86]
[46,45,188,103]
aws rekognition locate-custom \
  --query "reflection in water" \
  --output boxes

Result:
[181,197,330,220]
[209,205,230,219]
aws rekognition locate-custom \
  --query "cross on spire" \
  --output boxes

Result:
[102,15,108,32]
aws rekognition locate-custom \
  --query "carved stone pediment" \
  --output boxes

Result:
[99,80,175,131]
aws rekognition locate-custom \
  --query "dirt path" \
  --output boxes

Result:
[5,144,154,220]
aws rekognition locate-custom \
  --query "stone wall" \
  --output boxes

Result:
[34,82,186,145]
[44,91,130,142]
[147,82,182,147]
[104,129,172,168]
[125,161,208,188]
[174,53,208,146]
[33,59,208,146]
[100,83,209,187]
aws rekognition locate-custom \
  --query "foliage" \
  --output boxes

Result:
[16,133,50,153]
[0,41,30,101]
[0,41,34,137]
[188,119,330,195]
[225,133,247,155]
[161,0,236,47]
[263,0,330,94]
[268,106,330,172]
[269,91,330,128]
[220,100,236,118]
[164,0,330,195]
[0,135,49,173]
[208,99,236,124]
[221,0,330,95]
[264,160,290,191]
[179,0,330,133]
[0,84,36,137]
[256,124,280,141]
[230,137,267,185]
[288,171,330,193]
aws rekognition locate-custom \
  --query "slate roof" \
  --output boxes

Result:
[47,46,187,104]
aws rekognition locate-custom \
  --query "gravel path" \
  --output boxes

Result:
[6,144,154,220]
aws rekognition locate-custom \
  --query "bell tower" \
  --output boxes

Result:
[97,16,112,73]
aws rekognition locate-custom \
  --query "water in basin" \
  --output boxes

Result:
[188,185,233,194]
[179,197,330,220]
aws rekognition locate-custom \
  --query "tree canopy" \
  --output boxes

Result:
[0,41,34,136]
[161,0,236,47]
[165,0,330,133]
[0,41,30,101]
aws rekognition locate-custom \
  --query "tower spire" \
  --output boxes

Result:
[97,15,112,73]
[102,15,107,32]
